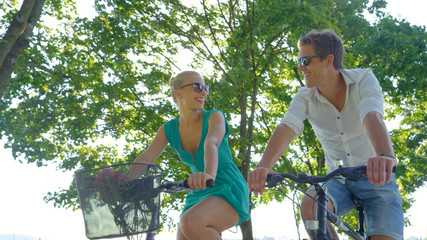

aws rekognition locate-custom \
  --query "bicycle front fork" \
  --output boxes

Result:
[145,232,156,240]
[304,184,334,240]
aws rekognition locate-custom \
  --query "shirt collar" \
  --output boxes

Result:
[311,70,355,103]
[340,69,356,87]
[299,69,359,103]
[313,87,329,103]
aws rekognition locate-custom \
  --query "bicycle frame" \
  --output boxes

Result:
[310,183,365,240]
[265,165,395,240]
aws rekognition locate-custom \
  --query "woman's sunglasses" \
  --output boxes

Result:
[298,55,320,67]
[180,82,210,93]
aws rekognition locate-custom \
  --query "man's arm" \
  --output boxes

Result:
[248,123,295,195]
[364,111,398,186]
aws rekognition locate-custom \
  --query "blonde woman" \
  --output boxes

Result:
[130,71,250,240]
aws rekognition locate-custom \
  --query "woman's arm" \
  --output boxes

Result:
[203,111,226,180]
[187,111,224,190]
[127,124,168,179]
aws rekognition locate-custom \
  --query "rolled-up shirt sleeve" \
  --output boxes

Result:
[358,69,384,121]
[280,89,308,138]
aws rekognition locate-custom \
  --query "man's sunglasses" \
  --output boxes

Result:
[298,55,321,67]
[180,82,210,93]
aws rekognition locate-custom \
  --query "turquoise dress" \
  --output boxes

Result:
[164,109,250,225]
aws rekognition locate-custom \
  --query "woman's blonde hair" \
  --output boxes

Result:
[169,71,202,103]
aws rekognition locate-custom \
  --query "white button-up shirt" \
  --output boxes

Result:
[280,68,384,171]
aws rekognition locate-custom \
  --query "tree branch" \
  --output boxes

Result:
[172,1,234,83]
[20,62,70,79]
[258,26,291,75]
[216,0,233,33]
[256,101,273,135]
[150,47,182,71]
[202,0,232,69]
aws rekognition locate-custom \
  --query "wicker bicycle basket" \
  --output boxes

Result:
[75,163,163,239]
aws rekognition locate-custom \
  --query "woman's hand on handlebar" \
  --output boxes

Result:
[187,172,214,190]
[248,167,277,196]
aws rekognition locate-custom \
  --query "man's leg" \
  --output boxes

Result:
[349,174,403,240]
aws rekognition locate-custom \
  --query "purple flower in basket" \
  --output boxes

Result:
[93,168,128,203]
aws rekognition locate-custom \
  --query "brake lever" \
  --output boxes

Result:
[339,166,366,181]
[266,174,284,188]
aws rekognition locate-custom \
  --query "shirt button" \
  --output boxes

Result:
[337,116,340,119]
[341,132,344,135]
[347,153,350,156]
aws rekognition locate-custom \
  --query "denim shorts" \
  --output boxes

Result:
[309,173,403,240]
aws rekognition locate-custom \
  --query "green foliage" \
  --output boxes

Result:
[1,0,426,237]
[350,16,427,215]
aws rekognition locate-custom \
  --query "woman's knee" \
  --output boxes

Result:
[176,226,188,240]
[178,196,238,238]
[179,211,204,235]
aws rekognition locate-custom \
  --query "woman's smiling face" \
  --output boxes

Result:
[177,74,208,109]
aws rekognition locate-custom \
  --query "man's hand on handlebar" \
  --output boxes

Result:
[248,167,277,196]
[366,155,398,186]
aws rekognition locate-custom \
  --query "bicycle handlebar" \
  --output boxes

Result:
[162,179,215,193]
[266,166,396,188]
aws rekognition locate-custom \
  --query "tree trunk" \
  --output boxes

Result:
[0,0,45,99]
[240,218,254,240]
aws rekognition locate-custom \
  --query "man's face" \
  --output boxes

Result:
[298,44,326,88]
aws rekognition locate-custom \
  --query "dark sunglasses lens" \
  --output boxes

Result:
[193,83,203,93]
[302,57,309,66]
[298,57,309,66]
[192,83,210,93]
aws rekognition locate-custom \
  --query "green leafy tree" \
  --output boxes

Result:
[0,0,425,239]
[352,16,427,224]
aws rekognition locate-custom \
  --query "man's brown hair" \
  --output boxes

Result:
[298,29,344,70]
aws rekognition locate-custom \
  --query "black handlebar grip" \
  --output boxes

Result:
[183,179,215,188]
[206,179,214,187]
[364,166,396,173]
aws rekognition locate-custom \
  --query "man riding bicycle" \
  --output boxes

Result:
[248,29,403,240]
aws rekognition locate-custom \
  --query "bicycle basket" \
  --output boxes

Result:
[75,163,163,239]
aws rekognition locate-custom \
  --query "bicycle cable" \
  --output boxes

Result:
[274,181,303,240]
[269,177,340,239]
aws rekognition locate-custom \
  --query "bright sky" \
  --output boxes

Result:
[1,0,426,240]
